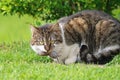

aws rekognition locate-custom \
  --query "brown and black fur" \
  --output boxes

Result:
[55,10,120,64]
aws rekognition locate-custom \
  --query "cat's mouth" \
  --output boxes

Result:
[49,51,61,59]
[38,52,49,56]
[38,50,60,59]
[39,52,59,58]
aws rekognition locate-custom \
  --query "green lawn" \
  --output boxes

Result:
[0,14,120,80]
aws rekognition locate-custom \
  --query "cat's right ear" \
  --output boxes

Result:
[30,25,39,34]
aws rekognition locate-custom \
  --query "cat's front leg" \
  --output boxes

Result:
[64,55,78,65]
[53,54,79,64]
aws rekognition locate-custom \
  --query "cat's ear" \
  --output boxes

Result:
[50,23,61,33]
[30,25,39,34]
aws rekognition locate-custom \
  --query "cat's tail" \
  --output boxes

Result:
[80,45,120,64]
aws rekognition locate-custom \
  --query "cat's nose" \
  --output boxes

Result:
[44,45,49,52]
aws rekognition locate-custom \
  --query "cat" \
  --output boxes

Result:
[30,10,120,64]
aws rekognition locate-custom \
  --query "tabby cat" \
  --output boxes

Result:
[30,10,120,64]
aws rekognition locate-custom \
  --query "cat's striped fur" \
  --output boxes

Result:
[30,10,120,64]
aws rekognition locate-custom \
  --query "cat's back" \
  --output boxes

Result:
[70,10,119,23]
[59,10,120,26]
[79,10,111,18]
[59,10,120,50]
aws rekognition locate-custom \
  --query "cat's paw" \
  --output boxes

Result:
[86,54,94,63]
[64,56,78,65]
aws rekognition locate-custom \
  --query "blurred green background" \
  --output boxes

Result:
[0,0,120,43]
[0,14,33,43]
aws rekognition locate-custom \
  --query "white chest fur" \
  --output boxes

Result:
[52,21,80,64]
[53,43,80,64]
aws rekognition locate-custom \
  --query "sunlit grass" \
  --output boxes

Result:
[0,41,120,80]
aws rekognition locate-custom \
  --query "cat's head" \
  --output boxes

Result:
[30,24,62,56]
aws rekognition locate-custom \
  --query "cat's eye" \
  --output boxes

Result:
[39,41,44,45]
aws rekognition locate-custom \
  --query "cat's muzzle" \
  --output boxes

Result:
[49,51,59,58]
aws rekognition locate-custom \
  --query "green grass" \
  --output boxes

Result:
[0,41,120,80]
[0,14,120,80]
